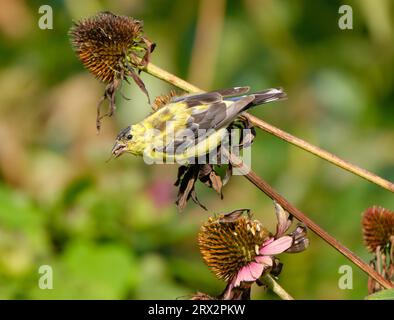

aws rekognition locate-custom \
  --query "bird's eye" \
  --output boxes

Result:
[126,134,133,140]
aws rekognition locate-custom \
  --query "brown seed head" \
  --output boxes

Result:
[69,12,155,130]
[69,11,153,83]
[152,90,180,111]
[198,213,271,282]
[362,206,394,253]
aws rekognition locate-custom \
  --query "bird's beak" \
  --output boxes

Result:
[111,141,127,158]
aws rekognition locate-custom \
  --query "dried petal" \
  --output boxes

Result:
[174,165,200,211]
[220,282,252,300]
[274,201,293,238]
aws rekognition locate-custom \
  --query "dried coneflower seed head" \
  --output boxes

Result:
[362,206,394,252]
[69,11,155,130]
[69,11,153,83]
[198,212,271,282]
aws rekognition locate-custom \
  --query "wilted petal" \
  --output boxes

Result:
[220,281,252,300]
[255,255,273,266]
[286,225,309,253]
[233,262,264,287]
[259,236,293,255]
[274,201,293,237]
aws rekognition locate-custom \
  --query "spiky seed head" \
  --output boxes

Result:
[152,90,180,111]
[198,213,271,282]
[362,206,394,252]
[69,12,155,130]
[69,11,152,83]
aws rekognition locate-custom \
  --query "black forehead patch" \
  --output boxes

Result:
[117,125,131,140]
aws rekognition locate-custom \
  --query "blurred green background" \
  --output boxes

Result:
[0,0,393,299]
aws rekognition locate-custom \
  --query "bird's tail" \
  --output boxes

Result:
[248,88,287,108]
[211,87,287,129]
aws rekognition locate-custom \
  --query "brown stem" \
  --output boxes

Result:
[144,62,394,193]
[145,63,201,93]
[224,149,394,290]
[245,114,394,193]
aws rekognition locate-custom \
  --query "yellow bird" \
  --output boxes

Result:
[111,87,286,163]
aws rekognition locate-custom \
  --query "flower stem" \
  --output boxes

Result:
[144,62,394,193]
[145,63,201,93]
[260,274,294,300]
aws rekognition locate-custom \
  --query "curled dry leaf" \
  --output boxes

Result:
[174,118,255,211]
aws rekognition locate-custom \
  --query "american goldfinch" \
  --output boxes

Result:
[111,86,286,163]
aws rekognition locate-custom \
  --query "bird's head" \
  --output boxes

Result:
[111,125,135,158]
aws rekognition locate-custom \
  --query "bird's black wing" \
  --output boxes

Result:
[170,86,250,104]
[211,86,250,97]
[170,92,222,106]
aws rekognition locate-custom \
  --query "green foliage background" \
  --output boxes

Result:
[0,0,393,299]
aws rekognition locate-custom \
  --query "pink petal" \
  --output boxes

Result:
[262,238,274,247]
[274,201,292,237]
[259,236,293,255]
[222,282,234,300]
[255,255,273,266]
[233,262,264,287]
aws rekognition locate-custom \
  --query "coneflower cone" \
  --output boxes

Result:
[69,11,153,83]
[69,12,155,129]
[198,214,271,282]
[362,206,394,253]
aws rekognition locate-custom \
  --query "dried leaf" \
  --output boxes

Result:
[173,110,257,211]
[220,282,252,300]
[125,62,150,103]
[175,165,199,211]
[190,189,207,211]
[218,209,251,223]
[209,171,223,196]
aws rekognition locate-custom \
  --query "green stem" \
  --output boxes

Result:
[261,274,294,300]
